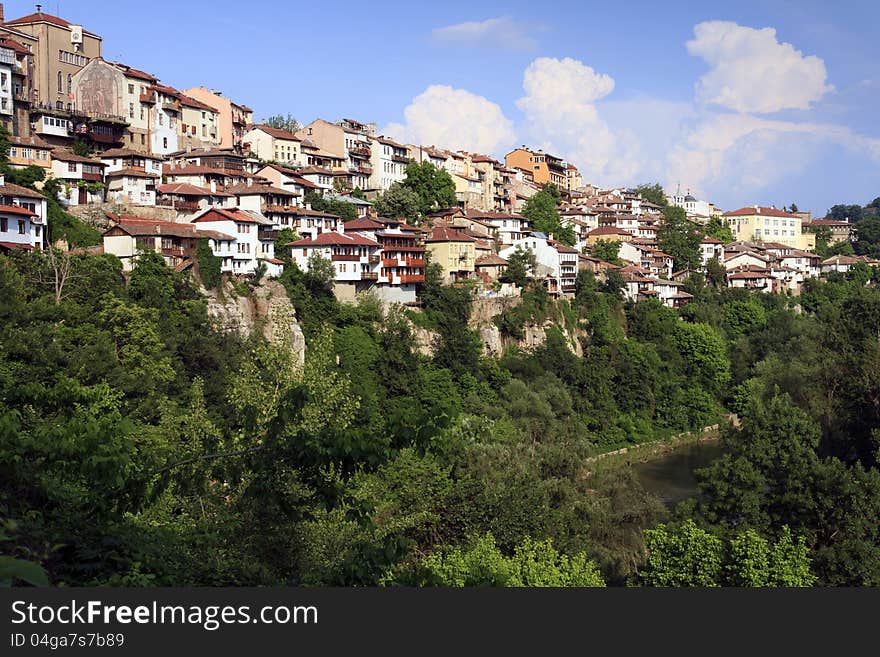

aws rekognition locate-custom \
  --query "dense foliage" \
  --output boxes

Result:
[521,184,576,246]
[2,242,880,587]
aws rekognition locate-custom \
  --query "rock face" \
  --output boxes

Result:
[203,279,306,366]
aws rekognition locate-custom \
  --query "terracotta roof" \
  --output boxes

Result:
[344,217,386,230]
[164,164,249,177]
[296,166,332,176]
[425,227,475,243]
[0,37,30,56]
[5,12,100,37]
[105,167,159,179]
[723,206,797,219]
[253,125,301,141]
[476,253,508,266]
[289,232,379,247]
[100,148,163,159]
[587,226,634,237]
[156,182,233,197]
[225,182,298,197]
[178,94,217,112]
[0,204,37,217]
[811,219,851,226]
[9,135,52,149]
[259,257,285,265]
[192,208,262,225]
[701,236,723,244]
[0,241,34,250]
[549,240,579,254]
[0,182,46,199]
[728,271,772,280]
[51,149,105,164]
[113,64,157,83]
[374,135,407,149]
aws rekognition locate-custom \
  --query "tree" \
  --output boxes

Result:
[71,139,90,157]
[704,257,726,289]
[827,204,863,223]
[704,216,733,243]
[500,245,536,288]
[374,183,420,222]
[303,251,335,292]
[195,238,221,289]
[658,205,702,271]
[635,182,668,207]
[854,216,880,258]
[401,160,456,219]
[273,227,297,261]
[642,520,724,586]
[521,184,575,245]
[304,190,357,223]
[262,113,300,134]
[672,322,730,393]
[590,239,621,265]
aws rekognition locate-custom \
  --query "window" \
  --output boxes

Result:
[128,84,134,94]
[67,161,77,172]
[9,147,17,157]
[141,134,145,145]
[57,71,62,94]
[162,137,167,149]
[18,220,25,234]
[158,114,164,126]
[67,74,72,95]
[129,102,134,118]
[140,107,145,120]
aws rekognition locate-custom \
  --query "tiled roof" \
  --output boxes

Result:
[0,204,37,217]
[191,208,261,225]
[51,149,105,164]
[0,37,30,56]
[9,135,52,149]
[344,217,386,230]
[105,168,159,179]
[476,254,508,266]
[289,232,379,247]
[0,182,47,199]
[156,182,233,197]
[253,125,302,141]
[723,206,798,219]
[100,148,163,159]
[225,182,298,197]
[587,226,634,237]
[425,226,475,243]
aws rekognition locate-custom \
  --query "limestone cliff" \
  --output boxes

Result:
[202,279,306,366]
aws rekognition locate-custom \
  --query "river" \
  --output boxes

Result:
[631,440,726,508]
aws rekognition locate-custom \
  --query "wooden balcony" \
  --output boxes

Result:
[81,171,103,182]
[349,146,370,157]
[368,254,380,264]
[156,198,200,212]
[391,153,410,163]
[405,257,425,268]
[360,272,378,280]
[399,274,425,284]
[139,93,155,104]
[161,246,188,257]
[382,258,403,268]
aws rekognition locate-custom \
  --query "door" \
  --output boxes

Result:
[78,186,88,204]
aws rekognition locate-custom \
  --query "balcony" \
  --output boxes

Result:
[162,100,180,112]
[368,255,380,264]
[139,92,155,104]
[82,171,103,182]
[156,198,201,212]
[399,274,425,284]
[349,146,370,158]
[382,257,404,268]
[332,254,361,262]
[405,257,426,268]
[161,246,188,257]
[262,203,299,214]
[391,153,410,164]
[258,229,278,241]
[360,272,378,280]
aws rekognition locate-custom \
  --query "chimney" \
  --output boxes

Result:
[0,5,5,23]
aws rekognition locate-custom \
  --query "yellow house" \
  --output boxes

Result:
[7,135,52,169]
[723,206,815,251]
[424,226,476,282]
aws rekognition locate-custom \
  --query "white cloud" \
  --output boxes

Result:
[516,57,639,185]
[384,85,516,154]
[687,21,833,113]
[667,113,880,198]
[432,16,539,51]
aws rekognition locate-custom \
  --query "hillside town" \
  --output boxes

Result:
[0,5,875,309]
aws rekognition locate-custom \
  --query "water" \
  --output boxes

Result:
[632,440,726,508]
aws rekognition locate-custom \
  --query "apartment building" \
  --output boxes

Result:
[242,124,302,164]
[370,135,409,191]
[182,86,253,150]
[505,147,566,188]
[723,206,815,251]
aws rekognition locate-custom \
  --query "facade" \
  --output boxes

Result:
[110,63,157,152]
[149,84,180,155]
[0,28,37,137]
[668,191,714,222]
[4,9,102,108]
[505,147,566,188]
[7,134,52,169]
[189,207,274,275]
[723,206,815,250]
[699,236,725,267]
[370,136,409,191]
[49,149,106,205]
[0,175,48,250]
[242,125,302,164]
[104,168,158,205]
[424,226,476,282]
[465,211,528,246]
[182,87,253,150]
[155,182,233,215]
[178,94,220,151]
[498,233,574,296]
[344,216,426,303]
[289,231,382,300]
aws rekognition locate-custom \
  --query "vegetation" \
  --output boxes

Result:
[196,238,221,289]
[374,183,421,223]
[261,113,301,134]
[521,184,576,246]
[590,239,622,265]
[2,227,880,587]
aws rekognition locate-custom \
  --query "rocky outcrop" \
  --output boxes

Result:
[203,279,306,366]
[68,203,179,231]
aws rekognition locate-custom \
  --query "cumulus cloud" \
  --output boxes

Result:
[516,57,639,185]
[384,85,516,154]
[667,113,880,197]
[687,21,833,113]
[432,16,539,51]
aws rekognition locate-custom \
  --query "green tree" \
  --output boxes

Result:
[401,160,456,219]
[261,113,300,134]
[374,183,420,222]
[521,185,575,245]
[500,245,536,288]
[305,190,356,222]
[590,239,622,265]
[827,204,863,223]
[273,227,297,261]
[854,216,880,258]
[658,206,702,271]
[71,139,90,157]
[642,520,724,587]
[635,182,668,207]
[303,251,335,292]
[704,216,733,243]
[195,239,221,289]
[672,322,730,393]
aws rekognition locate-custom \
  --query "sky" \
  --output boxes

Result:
[5,0,879,214]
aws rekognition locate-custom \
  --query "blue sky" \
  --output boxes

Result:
[6,0,878,214]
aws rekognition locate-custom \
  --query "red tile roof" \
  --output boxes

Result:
[113,64,157,83]
[344,217,386,230]
[192,208,261,225]
[100,148,163,159]
[723,206,798,219]
[51,149,105,164]
[425,227,475,243]
[0,37,30,56]
[289,232,379,247]
[157,182,233,197]
[105,167,159,179]
[9,134,52,149]
[587,226,634,237]
[0,241,34,250]
[0,204,37,217]
[253,125,301,141]
[0,182,47,200]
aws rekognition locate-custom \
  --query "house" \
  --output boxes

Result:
[289,231,382,302]
[243,124,303,165]
[282,206,341,240]
[584,225,635,246]
[653,278,693,308]
[0,32,35,138]
[100,148,163,176]
[619,241,674,279]
[49,149,106,205]
[668,191,715,223]
[102,214,233,272]
[344,216,426,303]
[723,206,815,251]
[182,87,253,150]
[466,211,529,246]
[255,163,321,198]
[369,136,410,191]
[505,147,566,188]
[104,167,158,206]
[149,84,181,155]
[728,266,775,292]
[189,207,276,275]
[475,253,508,283]
[294,166,334,193]
[225,180,301,231]
[326,193,372,218]
[498,232,573,296]
[155,182,233,215]
[177,94,220,151]
[700,236,724,267]
[806,218,854,245]
[6,135,52,170]
[293,118,375,190]
[550,239,579,295]
[820,254,879,275]
[108,63,158,152]
[424,226,476,282]
[0,199,44,251]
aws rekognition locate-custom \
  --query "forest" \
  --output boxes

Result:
[2,236,880,587]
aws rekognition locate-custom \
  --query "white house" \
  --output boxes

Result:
[700,237,725,268]
[468,211,530,246]
[289,231,382,300]
[150,84,181,155]
[50,150,107,206]
[104,168,159,206]
[498,232,575,296]
[190,207,275,275]
[369,136,409,191]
